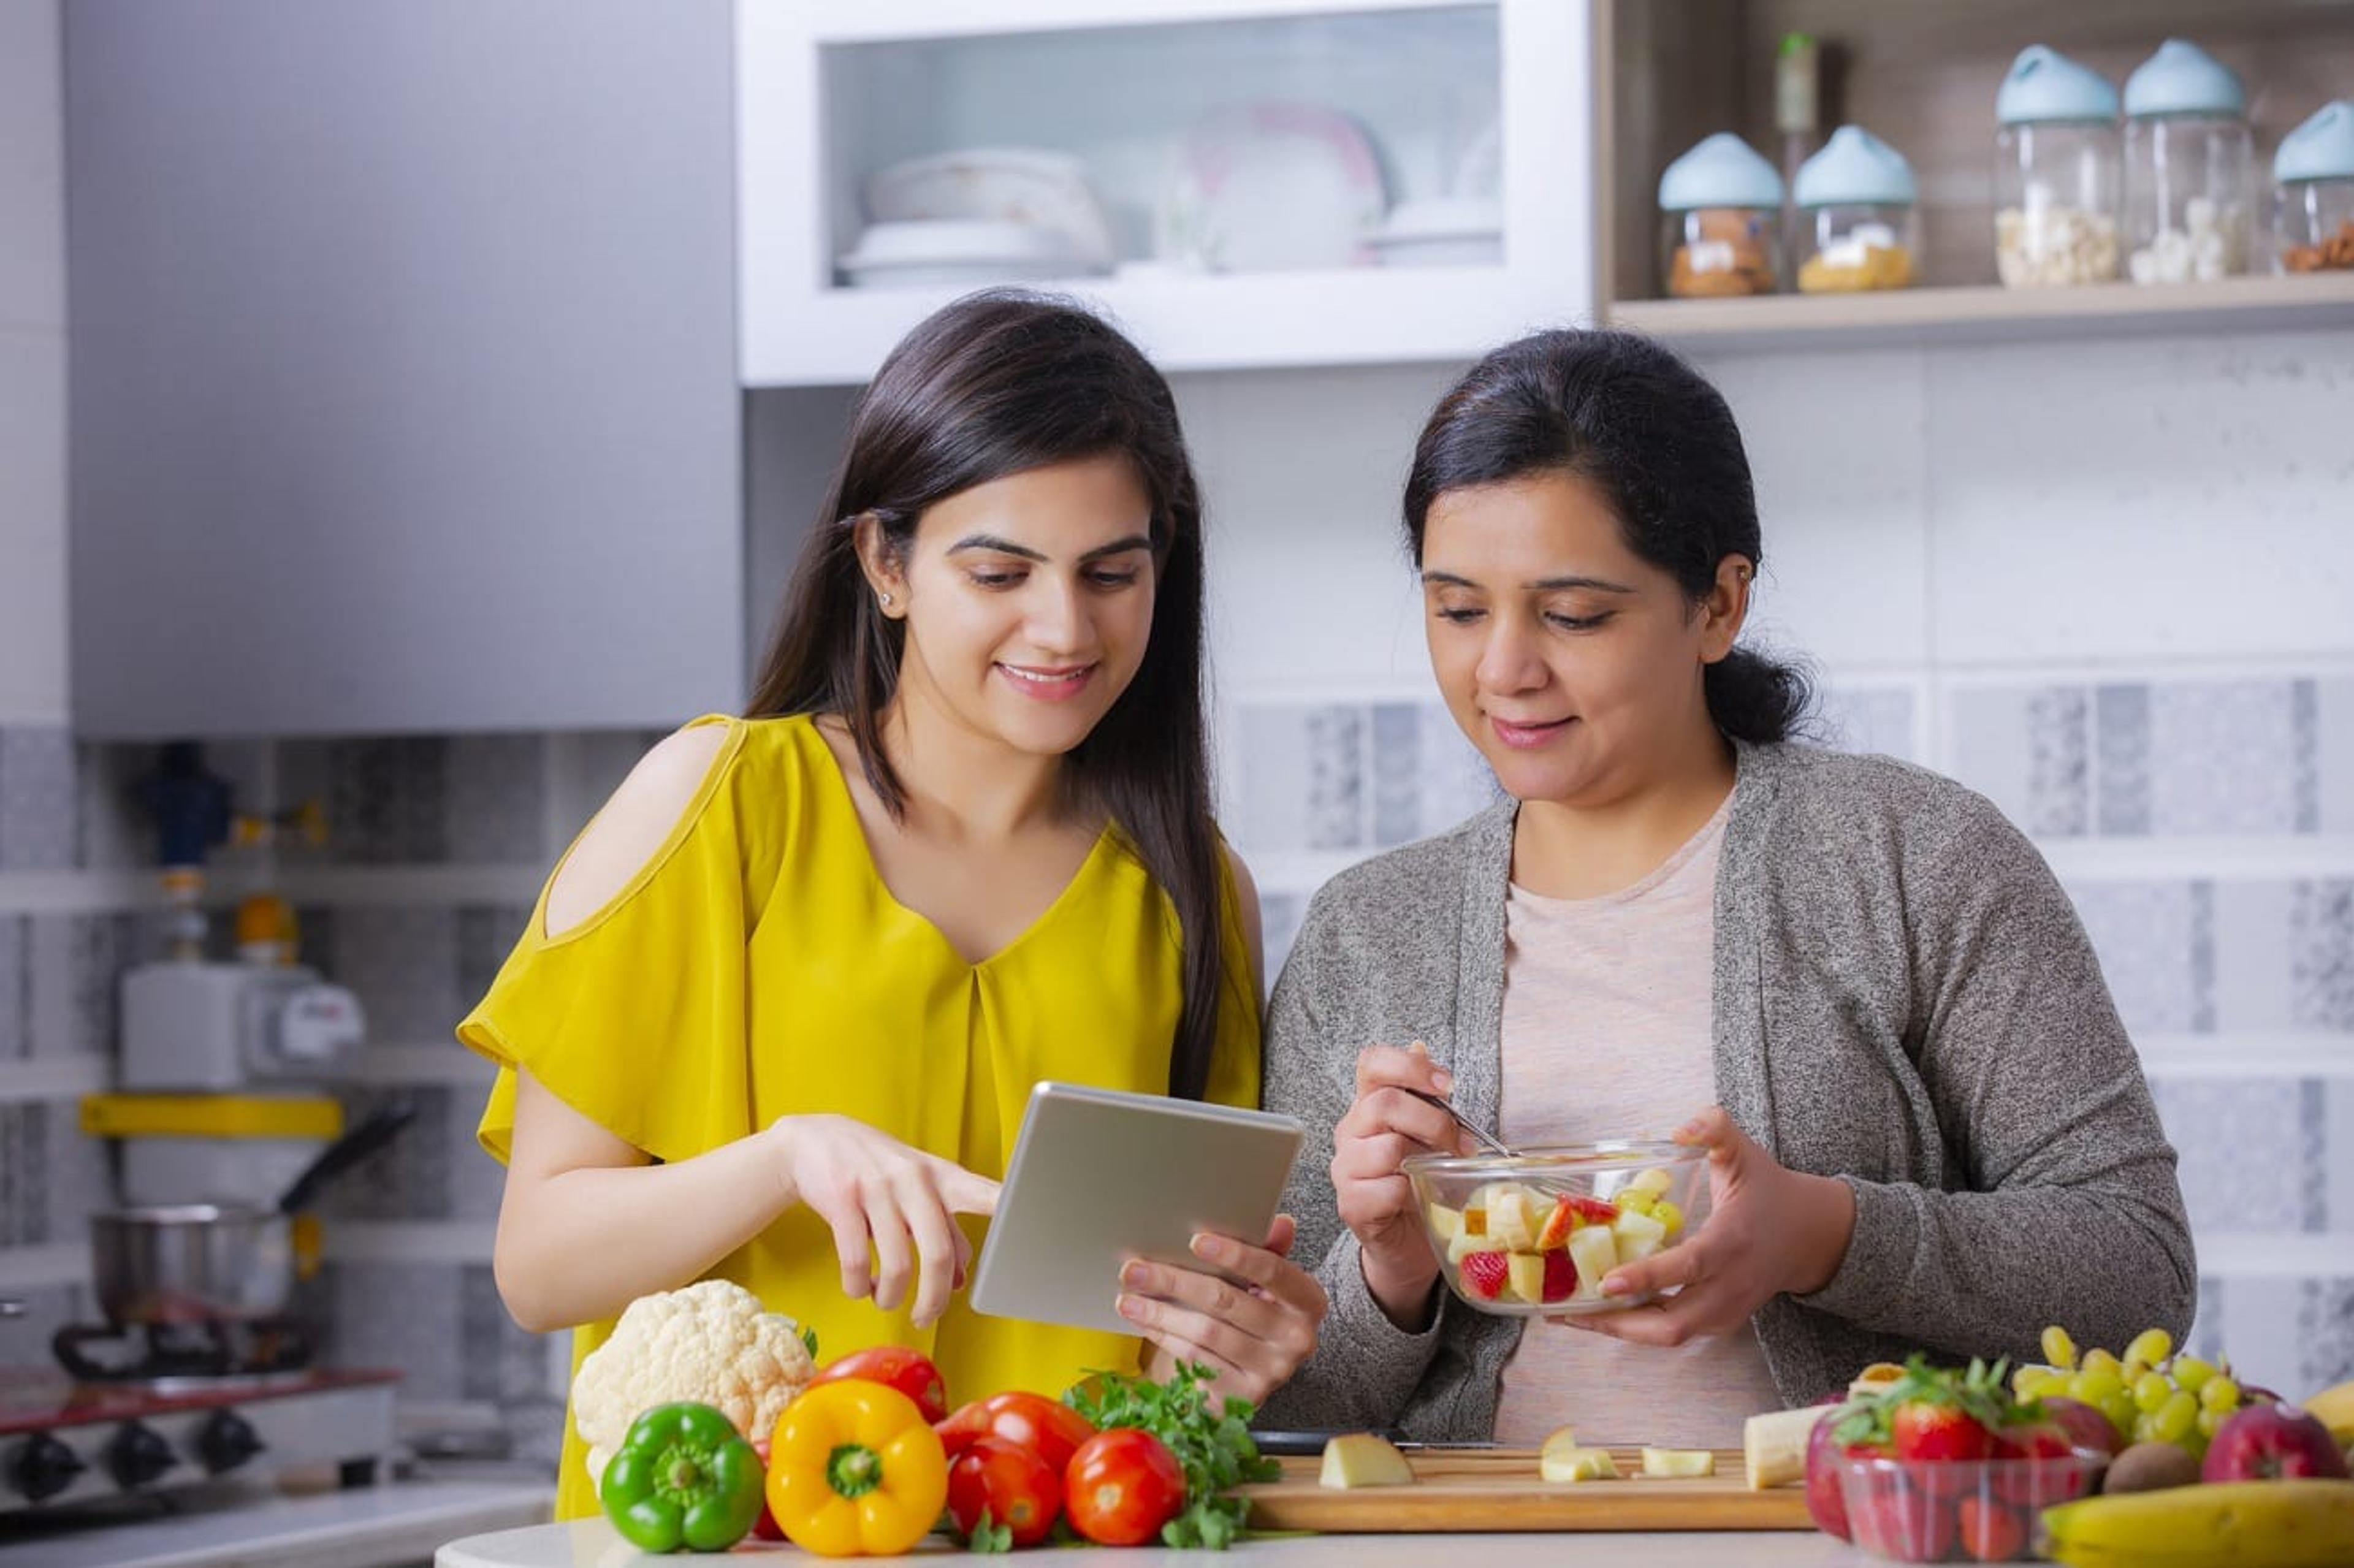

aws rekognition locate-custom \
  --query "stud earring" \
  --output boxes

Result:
[880,592,893,608]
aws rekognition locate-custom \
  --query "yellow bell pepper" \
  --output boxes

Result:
[766,1379,947,1558]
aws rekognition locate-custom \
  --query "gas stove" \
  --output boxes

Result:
[0,1363,399,1516]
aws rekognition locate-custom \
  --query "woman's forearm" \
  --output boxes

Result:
[493,1125,793,1333]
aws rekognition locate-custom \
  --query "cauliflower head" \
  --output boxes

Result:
[571,1279,816,1486]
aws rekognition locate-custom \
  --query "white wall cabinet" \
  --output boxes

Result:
[66,1,743,739]
[737,0,1596,385]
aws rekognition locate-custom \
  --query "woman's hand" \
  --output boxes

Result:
[1119,1215,1329,1407]
[1332,1042,1473,1326]
[1563,1106,1856,1347]
[765,1113,1000,1330]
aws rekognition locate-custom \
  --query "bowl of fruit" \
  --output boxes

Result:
[1401,1143,1706,1315]
[1824,1356,2107,1563]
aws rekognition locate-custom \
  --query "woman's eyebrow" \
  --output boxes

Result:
[946,532,1154,562]
[1420,569,1637,593]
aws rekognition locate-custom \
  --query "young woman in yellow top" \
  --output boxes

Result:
[459,292,1327,1517]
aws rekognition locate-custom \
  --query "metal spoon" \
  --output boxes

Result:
[1398,1086,1518,1159]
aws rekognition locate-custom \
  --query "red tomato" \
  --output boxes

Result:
[936,1391,1097,1471]
[808,1345,949,1425]
[1062,1428,1186,1548]
[947,1436,1063,1550]
[747,1438,785,1542]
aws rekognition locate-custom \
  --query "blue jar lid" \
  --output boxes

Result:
[2274,99,2354,184]
[1997,45,2119,126]
[1793,126,1918,208]
[2124,39,2246,119]
[1657,132,1783,212]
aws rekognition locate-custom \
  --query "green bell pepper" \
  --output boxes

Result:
[600,1401,766,1553]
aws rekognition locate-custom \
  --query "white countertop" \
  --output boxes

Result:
[1,1476,553,1568]
[439,1519,1872,1566]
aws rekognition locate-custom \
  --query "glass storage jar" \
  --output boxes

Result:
[2123,40,2254,283]
[2274,100,2354,274]
[1657,133,1783,298]
[1994,45,2122,287]
[1793,126,1920,292]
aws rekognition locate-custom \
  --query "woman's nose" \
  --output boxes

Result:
[1473,615,1547,695]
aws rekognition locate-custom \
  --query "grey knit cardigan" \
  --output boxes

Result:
[1254,741,2196,1439]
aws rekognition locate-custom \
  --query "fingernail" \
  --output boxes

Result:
[1601,1275,1628,1296]
[1121,1262,1148,1288]
[1431,1068,1453,1094]
[1117,1294,1143,1322]
[1189,1233,1216,1260]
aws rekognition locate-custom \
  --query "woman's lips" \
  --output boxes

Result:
[997,662,1096,701]
[1489,714,1574,750]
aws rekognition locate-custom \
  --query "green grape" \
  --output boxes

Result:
[2131,1412,2158,1444]
[2197,1407,2228,1439]
[2126,1328,2175,1368]
[2042,1325,2079,1371]
[2171,1355,2215,1395]
[2080,1347,2123,1379]
[2016,1366,2065,1401]
[2200,1376,2241,1414]
[2100,1391,2140,1436]
[2074,1367,2127,1405]
[2134,1372,2173,1413]
[2154,1391,2200,1445]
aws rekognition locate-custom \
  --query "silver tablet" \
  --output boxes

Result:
[969,1081,1306,1337]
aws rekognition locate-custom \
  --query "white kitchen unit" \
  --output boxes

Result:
[65,1,743,739]
[736,0,1596,384]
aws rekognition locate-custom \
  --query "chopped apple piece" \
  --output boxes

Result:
[1539,1425,1579,1456]
[1539,1445,1621,1483]
[1426,1202,1465,1242]
[1641,1447,1715,1479]
[1505,1252,1546,1304]
[1318,1433,1415,1490]
[1446,1228,1492,1266]
[1534,1196,1575,1251]
[1623,1166,1674,1198]
[1742,1406,1823,1490]
[1566,1224,1619,1296]
[1610,1207,1668,1264]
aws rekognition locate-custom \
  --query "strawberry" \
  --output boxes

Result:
[1458,1250,1509,1300]
[1957,1496,2025,1562]
[1541,1250,1576,1303]
[1838,1356,2013,1466]
[1892,1402,1997,1463]
[1848,1472,1955,1562]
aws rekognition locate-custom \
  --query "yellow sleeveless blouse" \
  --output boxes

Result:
[456,714,1261,1520]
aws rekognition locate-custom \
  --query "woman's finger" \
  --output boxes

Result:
[1119,1288,1267,1373]
[1137,1325,1248,1391]
[1354,1042,1451,1098]
[1122,1258,1286,1342]
[931,1161,1002,1217]
[864,1190,916,1313]
[1599,1234,1708,1302]
[806,1190,874,1301]
[894,1176,961,1328]
[1189,1233,1328,1320]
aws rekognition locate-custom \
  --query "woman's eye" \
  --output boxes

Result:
[1547,612,1610,632]
[1434,606,1485,625]
[968,570,1024,589]
[1087,570,1141,590]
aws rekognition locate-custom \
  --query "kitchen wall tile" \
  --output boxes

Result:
[74,741,153,870]
[2211,1276,2307,1402]
[0,916,25,1060]
[1232,703,1365,853]
[2066,881,2206,1035]
[460,1264,553,1404]
[2149,680,2306,837]
[2329,1082,2354,1246]
[1945,686,2088,837]
[457,904,535,1013]
[1814,684,1919,763]
[292,738,451,864]
[327,907,459,1044]
[2152,1079,2320,1237]
[0,725,75,870]
[2093,684,2150,836]
[1260,893,1306,989]
[2290,880,2354,1032]
[0,1102,50,1244]
[1925,330,2354,665]
[1368,702,1499,847]
[325,1086,450,1222]
[446,736,547,864]
[47,1103,110,1244]
[2211,883,2299,1035]
[325,1260,463,1403]
[2188,1276,2227,1364]
[25,912,136,1057]
[2301,1279,2354,1394]
[2318,680,2354,837]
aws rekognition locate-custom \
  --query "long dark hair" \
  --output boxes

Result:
[747,291,1229,1102]
[1403,329,1811,744]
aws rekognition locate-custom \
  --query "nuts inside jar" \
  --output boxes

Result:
[2281,218,2354,273]
[1669,208,1777,297]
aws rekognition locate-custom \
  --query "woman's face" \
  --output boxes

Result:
[867,453,1159,761]
[1419,471,1745,807]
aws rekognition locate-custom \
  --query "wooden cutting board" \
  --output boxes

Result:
[1239,1447,1815,1532]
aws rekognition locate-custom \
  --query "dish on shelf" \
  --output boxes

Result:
[865,148,1116,273]
[837,219,1092,290]
[1366,197,1503,267]
[1158,102,1387,273]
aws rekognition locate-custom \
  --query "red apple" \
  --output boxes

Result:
[2201,1402,2352,1483]
[2040,1396,2124,1458]
[1804,1407,1855,1541]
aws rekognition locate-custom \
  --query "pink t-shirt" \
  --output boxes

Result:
[1490,793,1784,1446]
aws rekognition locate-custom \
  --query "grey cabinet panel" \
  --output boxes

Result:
[67,1,741,737]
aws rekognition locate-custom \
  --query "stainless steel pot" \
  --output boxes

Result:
[89,1203,294,1325]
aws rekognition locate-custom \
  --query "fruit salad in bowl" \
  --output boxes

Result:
[1401,1143,1706,1315]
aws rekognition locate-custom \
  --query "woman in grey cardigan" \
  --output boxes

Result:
[1253,330,2194,1446]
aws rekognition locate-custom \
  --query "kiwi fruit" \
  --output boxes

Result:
[2101,1441,2201,1494]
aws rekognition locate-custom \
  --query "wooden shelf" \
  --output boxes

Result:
[1606,273,2354,351]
